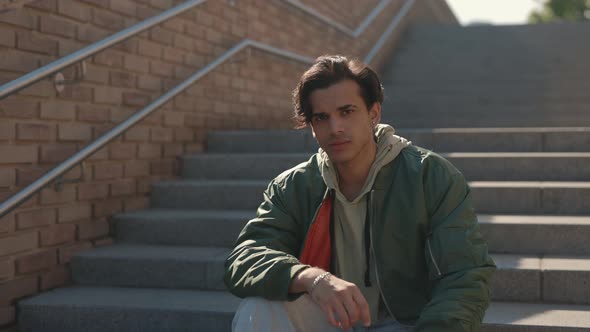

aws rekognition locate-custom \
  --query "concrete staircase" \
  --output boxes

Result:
[19,23,590,331]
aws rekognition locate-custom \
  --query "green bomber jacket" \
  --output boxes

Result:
[224,144,496,331]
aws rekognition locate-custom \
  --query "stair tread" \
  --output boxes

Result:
[492,253,590,271]
[116,209,253,220]
[20,286,240,312]
[479,214,590,225]
[485,301,590,328]
[75,244,230,261]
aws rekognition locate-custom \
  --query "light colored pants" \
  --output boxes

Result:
[232,295,414,332]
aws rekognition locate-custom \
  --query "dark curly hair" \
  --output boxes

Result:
[292,55,384,128]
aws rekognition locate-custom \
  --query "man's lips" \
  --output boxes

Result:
[329,141,350,147]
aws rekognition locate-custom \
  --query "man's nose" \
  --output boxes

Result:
[328,117,344,134]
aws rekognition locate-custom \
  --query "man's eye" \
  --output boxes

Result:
[314,115,328,122]
[342,109,353,115]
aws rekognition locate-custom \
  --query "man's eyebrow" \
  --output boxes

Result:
[337,104,357,110]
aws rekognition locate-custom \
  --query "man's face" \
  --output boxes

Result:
[309,79,381,166]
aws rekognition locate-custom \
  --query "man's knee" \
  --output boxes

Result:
[232,297,294,332]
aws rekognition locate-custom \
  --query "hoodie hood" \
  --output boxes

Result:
[318,124,411,204]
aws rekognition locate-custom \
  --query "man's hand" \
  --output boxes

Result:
[289,267,371,330]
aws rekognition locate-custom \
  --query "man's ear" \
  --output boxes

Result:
[310,124,317,139]
[369,102,381,124]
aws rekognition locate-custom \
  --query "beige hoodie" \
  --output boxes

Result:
[317,124,411,323]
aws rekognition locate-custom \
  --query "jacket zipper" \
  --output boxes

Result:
[368,190,396,320]
[426,237,442,277]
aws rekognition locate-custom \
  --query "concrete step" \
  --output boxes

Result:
[71,244,229,290]
[20,286,590,331]
[181,153,590,181]
[491,254,590,304]
[117,210,590,255]
[152,179,590,215]
[480,215,590,255]
[471,181,590,215]
[208,128,590,153]
[19,286,240,332]
[151,180,268,210]
[207,130,318,153]
[483,301,590,332]
[115,209,251,247]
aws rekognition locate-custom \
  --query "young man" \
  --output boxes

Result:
[224,55,495,331]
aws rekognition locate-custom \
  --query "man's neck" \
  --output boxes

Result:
[335,141,377,200]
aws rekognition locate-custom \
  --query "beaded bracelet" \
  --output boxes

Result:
[309,271,331,296]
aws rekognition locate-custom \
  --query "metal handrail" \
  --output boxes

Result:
[283,0,391,37]
[0,0,206,100]
[0,0,414,219]
[365,0,415,64]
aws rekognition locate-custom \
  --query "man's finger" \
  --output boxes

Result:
[331,300,351,330]
[322,304,340,328]
[352,287,371,327]
[342,293,360,325]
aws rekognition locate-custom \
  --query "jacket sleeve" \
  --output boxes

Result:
[223,179,310,300]
[416,158,496,331]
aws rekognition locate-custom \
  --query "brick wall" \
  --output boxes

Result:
[0,0,453,329]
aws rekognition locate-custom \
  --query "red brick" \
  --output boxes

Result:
[40,143,78,163]
[0,276,38,305]
[16,123,54,141]
[78,182,109,200]
[0,31,15,48]
[0,10,37,29]
[93,162,123,180]
[94,86,122,105]
[16,31,58,56]
[137,144,161,159]
[40,224,76,246]
[0,168,15,188]
[122,92,151,107]
[58,204,91,224]
[0,232,38,256]
[137,4,158,19]
[58,241,92,264]
[151,159,174,175]
[110,178,136,196]
[163,143,183,157]
[123,160,150,177]
[78,219,109,240]
[77,25,110,43]
[162,112,184,127]
[0,96,39,118]
[137,177,153,193]
[93,49,123,68]
[40,265,70,290]
[93,237,114,246]
[0,212,14,234]
[0,305,15,325]
[137,75,161,91]
[149,60,173,77]
[108,143,135,160]
[173,34,193,51]
[16,208,56,230]
[93,199,123,218]
[174,128,193,142]
[184,53,205,68]
[26,0,58,11]
[79,0,108,6]
[77,104,110,122]
[84,64,109,84]
[110,71,136,88]
[123,126,149,141]
[58,123,93,141]
[110,0,136,16]
[88,145,108,161]
[149,26,174,46]
[0,122,15,141]
[0,258,14,281]
[92,8,125,30]
[163,47,184,64]
[16,166,49,187]
[40,15,77,38]
[150,127,173,142]
[40,186,76,205]
[40,101,76,120]
[123,54,149,73]
[137,39,162,58]
[123,196,149,212]
[21,80,55,98]
[0,145,38,164]
[58,0,91,21]
[185,114,206,128]
[60,86,93,102]
[16,249,57,274]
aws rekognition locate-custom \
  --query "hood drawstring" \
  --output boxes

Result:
[364,195,372,287]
